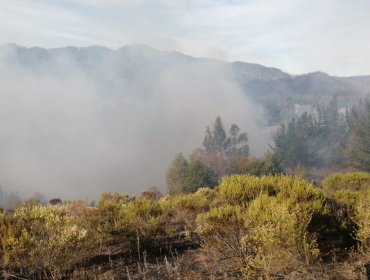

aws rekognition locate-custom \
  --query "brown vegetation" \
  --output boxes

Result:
[0,173,369,279]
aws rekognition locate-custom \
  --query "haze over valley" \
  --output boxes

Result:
[0,43,369,199]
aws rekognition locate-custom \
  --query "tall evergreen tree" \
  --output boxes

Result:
[273,113,319,169]
[317,97,348,166]
[203,118,249,159]
[212,116,226,154]
[347,99,370,171]
[203,126,213,153]
[273,97,350,171]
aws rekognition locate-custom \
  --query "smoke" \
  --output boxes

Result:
[0,45,268,199]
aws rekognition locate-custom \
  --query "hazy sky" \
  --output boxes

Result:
[0,0,369,76]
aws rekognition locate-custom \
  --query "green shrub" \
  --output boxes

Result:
[218,175,277,205]
[162,188,217,234]
[0,174,368,279]
[241,194,319,277]
[166,188,216,212]
[95,192,131,236]
[354,190,370,249]
[118,198,172,245]
[1,205,88,277]
[218,174,322,206]
[199,175,363,278]
[95,193,175,249]
[323,172,370,193]
[322,173,370,250]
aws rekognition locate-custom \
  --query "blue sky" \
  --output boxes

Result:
[0,0,369,76]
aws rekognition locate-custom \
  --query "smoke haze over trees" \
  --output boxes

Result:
[0,44,267,199]
[0,44,369,198]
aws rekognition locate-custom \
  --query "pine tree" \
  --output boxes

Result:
[212,116,226,154]
[347,99,370,171]
[272,113,319,169]
[203,126,214,153]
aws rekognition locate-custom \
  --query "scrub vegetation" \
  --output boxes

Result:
[0,173,369,279]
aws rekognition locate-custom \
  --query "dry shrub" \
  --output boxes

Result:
[355,189,370,249]
[196,205,246,271]
[0,205,88,278]
[197,174,365,279]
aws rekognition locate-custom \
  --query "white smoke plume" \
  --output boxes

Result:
[0,45,268,199]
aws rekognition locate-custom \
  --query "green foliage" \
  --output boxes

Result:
[203,116,249,158]
[167,116,254,195]
[167,188,216,213]
[94,192,174,247]
[241,194,319,277]
[95,192,130,236]
[211,116,227,154]
[166,153,217,194]
[273,113,319,169]
[323,172,370,193]
[197,175,327,278]
[322,172,370,250]
[246,152,284,176]
[0,174,369,279]
[347,98,370,171]
[0,205,88,276]
[355,190,370,248]
[117,198,173,245]
[218,175,277,205]
[218,174,323,206]
[166,153,190,195]
[186,159,217,193]
[272,97,349,171]
[163,188,217,232]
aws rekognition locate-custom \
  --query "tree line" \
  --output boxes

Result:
[273,97,370,171]
[166,97,370,194]
[166,116,281,194]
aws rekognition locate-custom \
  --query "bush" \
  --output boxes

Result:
[323,172,370,193]
[94,193,176,250]
[322,173,370,251]
[218,174,322,206]
[218,175,277,205]
[196,205,245,270]
[241,194,319,278]
[354,190,370,249]
[162,188,217,234]
[0,174,368,279]
[117,198,173,246]
[1,205,88,277]
[198,175,363,278]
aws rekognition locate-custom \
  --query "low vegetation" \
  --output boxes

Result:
[0,173,369,279]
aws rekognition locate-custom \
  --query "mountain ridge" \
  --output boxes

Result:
[2,43,370,79]
[1,43,370,125]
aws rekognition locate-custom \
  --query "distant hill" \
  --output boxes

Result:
[1,43,369,125]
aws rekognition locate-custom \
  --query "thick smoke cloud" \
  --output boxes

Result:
[0,45,268,199]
